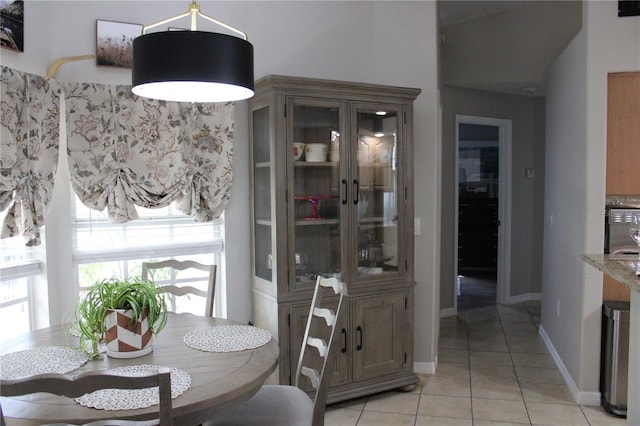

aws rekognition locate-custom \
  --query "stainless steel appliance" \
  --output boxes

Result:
[605,208,640,259]
[601,301,630,417]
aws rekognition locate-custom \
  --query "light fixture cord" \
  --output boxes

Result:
[142,0,248,40]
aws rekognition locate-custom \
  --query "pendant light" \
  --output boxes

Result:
[132,1,254,103]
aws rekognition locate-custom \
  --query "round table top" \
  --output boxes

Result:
[0,313,279,425]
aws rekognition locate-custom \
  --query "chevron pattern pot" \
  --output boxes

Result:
[105,309,153,358]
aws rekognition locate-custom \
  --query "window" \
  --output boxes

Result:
[0,216,44,340]
[71,194,223,315]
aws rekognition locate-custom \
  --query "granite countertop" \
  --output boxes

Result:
[583,254,640,293]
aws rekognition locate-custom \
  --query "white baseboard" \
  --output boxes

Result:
[508,292,541,304]
[538,325,601,406]
[414,361,436,375]
[440,307,456,318]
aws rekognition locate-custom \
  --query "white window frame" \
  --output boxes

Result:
[70,194,224,316]
[0,231,48,336]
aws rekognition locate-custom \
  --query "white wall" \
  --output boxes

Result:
[542,0,640,401]
[1,1,440,366]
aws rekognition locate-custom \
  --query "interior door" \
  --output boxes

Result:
[454,115,512,311]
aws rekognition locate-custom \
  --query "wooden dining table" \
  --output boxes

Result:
[0,313,279,425]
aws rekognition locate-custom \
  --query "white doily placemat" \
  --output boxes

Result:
[0,346,88,380]
[75,364,190,410]
[183,325,272,352]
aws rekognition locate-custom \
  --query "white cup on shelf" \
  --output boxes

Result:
[305,143,328,162]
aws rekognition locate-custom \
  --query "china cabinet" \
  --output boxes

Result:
[249,75,420,402]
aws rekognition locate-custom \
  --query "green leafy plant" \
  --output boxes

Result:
[74,276,168,358]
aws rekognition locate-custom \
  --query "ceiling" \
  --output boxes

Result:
[438,1,583,97]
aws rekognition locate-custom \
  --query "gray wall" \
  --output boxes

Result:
[440,86,545,311]
[542,1,640,400]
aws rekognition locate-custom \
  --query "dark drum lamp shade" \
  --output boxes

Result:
[132,30,254,103]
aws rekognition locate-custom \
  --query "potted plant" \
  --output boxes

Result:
[74,276,168,359]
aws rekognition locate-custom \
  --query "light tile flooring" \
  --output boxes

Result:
[324,301,627,426]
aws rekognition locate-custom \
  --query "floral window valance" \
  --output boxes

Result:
[64,83,234,223]
[0,66,62,246]
[1,65,235,246]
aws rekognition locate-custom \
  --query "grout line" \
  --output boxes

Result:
[501,306,533,425]
[466,312,475,424]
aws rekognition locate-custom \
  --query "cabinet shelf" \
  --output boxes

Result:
[294,218,339,226]
[294,161,338,167]
[293,161,392,168]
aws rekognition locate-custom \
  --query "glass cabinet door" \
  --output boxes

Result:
[355,106,401,280]
[253,105,273,284]
[289,99,345,288]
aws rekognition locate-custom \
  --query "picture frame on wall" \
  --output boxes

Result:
[1,0,24,52]
[96,19,142,69]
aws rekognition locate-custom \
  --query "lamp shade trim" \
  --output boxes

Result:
[132,31,254,103]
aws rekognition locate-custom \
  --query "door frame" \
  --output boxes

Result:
[454,115,512,311]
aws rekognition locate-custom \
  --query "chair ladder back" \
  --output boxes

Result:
[306,336,329,358]
[312,307,337,327]
[141,260,216,317]
[294,276,348,426]
[0,367,173,425]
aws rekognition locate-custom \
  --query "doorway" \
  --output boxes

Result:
[455,115,512,313]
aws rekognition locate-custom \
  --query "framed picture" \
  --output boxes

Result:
[96,19,142,68]
[1,0,24,52]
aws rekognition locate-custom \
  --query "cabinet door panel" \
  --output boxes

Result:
[607,72,640,195]
[352,292,405,381]
[353,105,405,282]
[290,302,350,390]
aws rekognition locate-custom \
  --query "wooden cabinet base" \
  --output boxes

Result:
[603,274,630,301]
[326,374,419,405]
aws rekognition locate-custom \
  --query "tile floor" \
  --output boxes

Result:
[324,301,627,426]
[457,271,498,312]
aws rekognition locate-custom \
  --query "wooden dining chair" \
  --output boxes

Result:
[0,367,173,426]
[204,276,348,426]
[142,260,216,317]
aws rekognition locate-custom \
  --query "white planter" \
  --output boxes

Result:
[105,309,153,358]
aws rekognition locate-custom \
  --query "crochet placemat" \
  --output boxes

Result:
[75,364,190,410]
[183,325,272,352]
[1,346,88,380]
